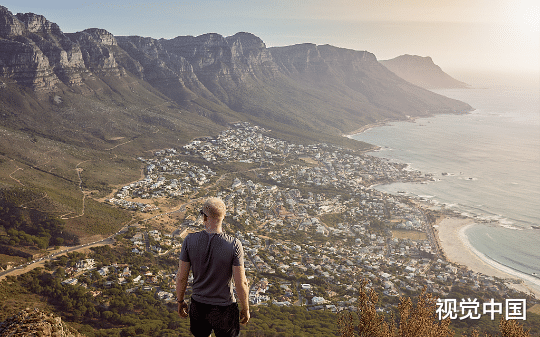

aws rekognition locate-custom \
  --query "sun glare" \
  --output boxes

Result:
[508,1,540,33]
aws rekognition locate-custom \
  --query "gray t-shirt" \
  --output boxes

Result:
[179,231,244,306]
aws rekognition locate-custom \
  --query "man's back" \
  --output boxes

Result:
[180,231,244,305]
[176,197,250,336]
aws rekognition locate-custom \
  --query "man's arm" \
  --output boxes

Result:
[176,260,190,317]
[233,265,250,324]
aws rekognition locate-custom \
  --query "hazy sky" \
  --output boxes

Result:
[3,0,539,75]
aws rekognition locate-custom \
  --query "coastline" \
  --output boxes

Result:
[343,120,391,138]
[347,85,540,302]
[435,217,540,299]
[344,115,432,138]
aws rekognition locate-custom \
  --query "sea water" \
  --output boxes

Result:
[351,75,540,283]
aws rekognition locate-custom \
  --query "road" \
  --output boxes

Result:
[0,226,129,280]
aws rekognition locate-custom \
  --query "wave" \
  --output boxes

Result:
[504,256,540,272]
[451,203,535,228]
[458,177,478,181]
[379,183,537,229]
[499,224,524,231]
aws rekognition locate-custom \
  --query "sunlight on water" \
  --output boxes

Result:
[352,80,540,277]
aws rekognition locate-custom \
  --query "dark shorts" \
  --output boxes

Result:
[189,298,240,337]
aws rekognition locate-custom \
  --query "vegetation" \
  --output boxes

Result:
[64,199,131,237]
[2,255,539,337]
[0,186,132,255]
[337,280,535,337]
[0,188,70,249]
[0,244,339,337]
[244,305,339,336]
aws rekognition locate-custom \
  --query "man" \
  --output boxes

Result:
[176,197,250,337]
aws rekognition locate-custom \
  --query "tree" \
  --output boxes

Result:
[101,311,114,320]
[55,267,66,279]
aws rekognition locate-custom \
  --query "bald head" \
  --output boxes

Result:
[202,197,226,220]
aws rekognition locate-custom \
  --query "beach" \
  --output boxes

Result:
[435,217,540,299]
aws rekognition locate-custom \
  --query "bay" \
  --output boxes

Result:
[350,79,540,281]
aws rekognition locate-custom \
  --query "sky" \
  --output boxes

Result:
[2,0,539,77]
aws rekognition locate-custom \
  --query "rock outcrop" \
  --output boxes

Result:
[380,55,469,89]
[0,308,85,337]
[66,28,122,76]
[0,6,25,38]
[0,7,75,90]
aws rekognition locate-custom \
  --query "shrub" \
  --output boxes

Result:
[338,280,530,337]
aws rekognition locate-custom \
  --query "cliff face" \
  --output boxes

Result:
[0,308,85,337]
[0,5,472,137]
[0,7,83,90]
[66,29,120,74]
[0,7,136,92]
[380,55,469,89]
[115,32,280,104]
[116,34,209,102]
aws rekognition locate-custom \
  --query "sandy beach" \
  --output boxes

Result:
[435,217,540,299]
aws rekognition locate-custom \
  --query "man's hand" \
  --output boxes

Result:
[177,300,188,318]
[239,308,250,325]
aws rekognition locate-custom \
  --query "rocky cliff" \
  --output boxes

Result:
[0,5,472,139]
[0,308,85,337]
[380,55,469,89]
[0,7,142,93]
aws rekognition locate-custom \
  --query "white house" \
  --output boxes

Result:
[301,284,312,290]
[312,296,326,305]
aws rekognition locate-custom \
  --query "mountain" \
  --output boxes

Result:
[0,5,471,144]
[380,55,469,89]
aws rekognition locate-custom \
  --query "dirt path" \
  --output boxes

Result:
[8,160,24,186]
[60,160,91,220]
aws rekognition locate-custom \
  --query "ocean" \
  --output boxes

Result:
[350,74,540,287]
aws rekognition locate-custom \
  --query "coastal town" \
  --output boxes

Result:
[70,122,532,316]
[10,122,535,322]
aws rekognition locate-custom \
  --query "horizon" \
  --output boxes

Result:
[1,0,539,80]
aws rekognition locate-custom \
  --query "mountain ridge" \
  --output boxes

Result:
[0,5,472,142]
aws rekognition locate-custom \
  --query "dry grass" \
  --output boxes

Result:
[338,280,530,337]
[391,229,428,241]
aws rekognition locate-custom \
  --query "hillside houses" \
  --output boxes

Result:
[89,122,533,312]
[108,122,429,216]
[106,162,218,212]
[56,217,527,314]
[182,123,285,165]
